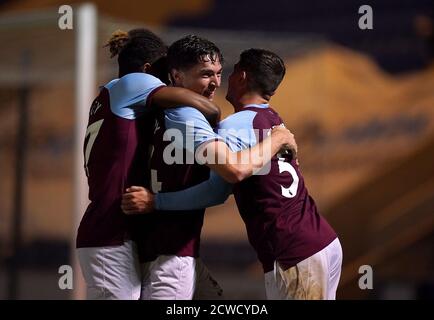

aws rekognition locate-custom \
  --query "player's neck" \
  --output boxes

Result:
[234,92,268,111]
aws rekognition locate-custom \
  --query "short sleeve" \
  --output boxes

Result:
[107,73,165,119]
[164,107,222,154]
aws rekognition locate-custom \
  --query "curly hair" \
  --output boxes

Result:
[104,28,168,77]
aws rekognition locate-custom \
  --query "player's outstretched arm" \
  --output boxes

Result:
[163,107,297,184]
[152,87,221,126]
[155,171,232,210]
[122,125,296,215]
[202,126,296,183]
[121,172,232,215]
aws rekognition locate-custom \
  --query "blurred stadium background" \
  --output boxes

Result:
[0,0,433,299]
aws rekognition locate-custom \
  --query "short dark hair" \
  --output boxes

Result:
[238,48,286,98]
[167,35,223,70]
[105,28,168,76]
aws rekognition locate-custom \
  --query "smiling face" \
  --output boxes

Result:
[171,55,222,100]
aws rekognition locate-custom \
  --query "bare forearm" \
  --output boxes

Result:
[204,140,273,183]
[152,87,221,125]
[200,127,294,183]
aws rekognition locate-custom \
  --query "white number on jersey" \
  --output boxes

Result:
[277,159,299,198]
[148,143,162,193]
[84,119,104,177]
[151,169,162,193]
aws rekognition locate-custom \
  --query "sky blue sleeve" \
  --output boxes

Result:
[155,171,233,210]
[217,110,257,150]
[164,107,222,154]
[107,73,165,119]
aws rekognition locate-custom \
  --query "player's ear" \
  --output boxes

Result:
[167,72,174,86]
[240,71,247,84]
[171,68,183,85]
[142,63,152,73]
